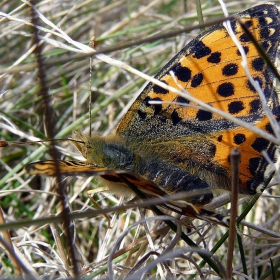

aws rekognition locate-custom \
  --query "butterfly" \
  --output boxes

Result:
[24,3,280,226]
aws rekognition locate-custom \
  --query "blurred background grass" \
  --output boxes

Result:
[1,0,280,278]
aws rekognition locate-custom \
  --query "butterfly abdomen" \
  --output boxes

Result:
[131,154,215,205]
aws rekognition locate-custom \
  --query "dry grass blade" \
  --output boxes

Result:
[0,0,280,279]
[226,148,240,278]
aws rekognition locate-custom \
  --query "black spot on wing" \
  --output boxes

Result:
[144,96,162,115]
[222,63,238,76]
[228,101,245,114]
[196,110,212,121]
[239,33,250,42]
[244,20,253,28]
[191,73,203,87]
[207,52,221,63]
[249,99,261,114]
[171,110,182,125]
[217,82,234,97]
[251,137,270,152]
[171,63,192,82]
[251,57,265,72]
[153,81,169,94]
[176,96,190,104]
[237,46,249,56]
[234,134,246,145]
[246,77,263,93]
[138,110,147,120]
[191,41,211,59]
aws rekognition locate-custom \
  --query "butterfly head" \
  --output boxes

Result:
[72,131,134,170]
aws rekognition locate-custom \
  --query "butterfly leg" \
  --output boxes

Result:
[87,187,112,229]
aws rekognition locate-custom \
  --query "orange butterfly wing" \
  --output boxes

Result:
[117,3,280,195]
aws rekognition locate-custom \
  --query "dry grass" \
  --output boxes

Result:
[1,0,280,279]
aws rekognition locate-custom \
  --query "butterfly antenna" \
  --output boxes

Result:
[0,138,84,147]
[88,36,96,138]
